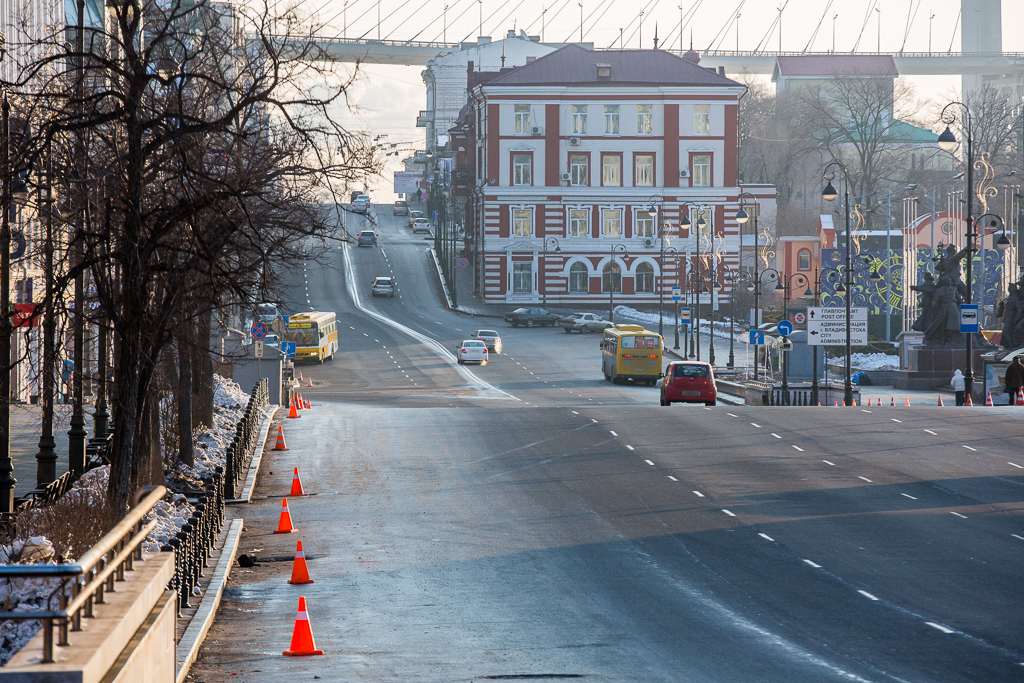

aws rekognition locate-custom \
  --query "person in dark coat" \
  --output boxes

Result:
[1006,357,1024,405]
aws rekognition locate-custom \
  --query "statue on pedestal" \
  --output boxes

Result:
[998,281,1024,350]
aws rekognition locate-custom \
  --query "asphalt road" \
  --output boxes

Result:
[188,205,1024,683]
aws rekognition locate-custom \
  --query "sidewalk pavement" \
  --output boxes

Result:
[10,403,72,498]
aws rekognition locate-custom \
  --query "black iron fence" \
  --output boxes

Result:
[162,468,224,612]
[223,378,269,499]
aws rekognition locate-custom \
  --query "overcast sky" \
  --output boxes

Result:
[313,0,1022,200]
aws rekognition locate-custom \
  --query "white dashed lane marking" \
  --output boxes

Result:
[1008,462,1023,469]
[924,429,938,435]
[822,460,836,466]
[609,431,618,437]
[950,512,968,519]
[751,423,762,428]
[803,559,821,568]
[722,509,736,517]
[901,493,917,500]
[891,418,902,423]
[758,533,774,542]
[926,622,955,634]
[644,460,655,466]
[693,491,705,497]
[667,476,678,482]
[858,590,879,601]
[963,445,977,451]
[792,445,804,452]
[625,445,635,451]
[858,476,873,483]
[771,433,782,439]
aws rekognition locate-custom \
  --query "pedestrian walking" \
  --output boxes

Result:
[1005,357,1024,405]
[951,369,966,406]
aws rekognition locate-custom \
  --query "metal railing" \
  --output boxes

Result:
[161,469,224,612]
[10,434,111,514]
[223,379,269,499]
[0,485,167,663]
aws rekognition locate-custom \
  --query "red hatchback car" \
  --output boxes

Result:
[660,361,717,406]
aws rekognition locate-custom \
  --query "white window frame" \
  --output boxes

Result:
[695,208,712,238]
[568,261,589,293]
[635,262,655,293]
[601,208,623,238]
[694,104,710,135]
[514,104,531,135]
[633,208,655,238]
[637,104,653,135]
[604,105,620,135]
[693,154,711,187]
[602,154,621,186]
[567,206,590,238]
[634,154,654,187]
[512,261,533,293]
[511,206,534,237]
[571,104,588,135]
[569,153,589,186]
[512,154,532,186]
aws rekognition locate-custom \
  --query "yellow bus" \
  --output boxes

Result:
[285,311,339,363]
[600,324,664,385]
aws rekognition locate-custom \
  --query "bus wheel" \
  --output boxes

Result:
[603,368,610,381]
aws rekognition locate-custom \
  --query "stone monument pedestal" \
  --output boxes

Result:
[892,347,989,392]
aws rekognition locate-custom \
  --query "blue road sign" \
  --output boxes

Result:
[671,287,682,301]
[749,330,766,345]
[280,341,296,358]
[458,257,469,268]
[959,304,980,334]
[250,321,268,339]
[777,320,793,336]
[679,306,691,322]
[432,210,439,218]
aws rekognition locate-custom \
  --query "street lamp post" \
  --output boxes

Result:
[541,237,560,306]
[0,98,12,512]
[607,243,628,323]
[724,270,736,368]
[822,161,855,406]
[735,192,760,376]
[664,247,679,348]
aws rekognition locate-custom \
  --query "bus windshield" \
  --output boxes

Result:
[620,335,660,349]
[284,327,320,346]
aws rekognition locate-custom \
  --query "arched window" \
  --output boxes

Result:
[569,262,589,293]
[635,262,655,293]
[798,249,811,271]
[602,262,621,293]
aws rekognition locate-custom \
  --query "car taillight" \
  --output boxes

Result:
[461,349,466,353]
[649,355,657,358]
[623,354,631,358]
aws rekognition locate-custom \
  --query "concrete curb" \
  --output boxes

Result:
[428,248,456,311]
[175,517,244,683]
[227,406,279,505]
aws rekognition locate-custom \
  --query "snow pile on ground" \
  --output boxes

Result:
[614,305,743,341]
[850,353,900,371]
[0,569,63,665]
[177,374,252,481]
[143,493,194,553]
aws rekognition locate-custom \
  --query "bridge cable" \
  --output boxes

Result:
[752,0,788,53]
[620,0,663,49]
[318,0,373,36]
[521,0,575,34]
[424,0,480,43]
[850,0,878,53]
[669,0,703,53]
[900,0,923,53]
[458,0,519,43]
[319,0,375,37]
[802,0,836,53]
[947,8,961,54]
[705,0,746,53]
[383,0,450,41]
[534,0,579,39]
[580,0,628,46]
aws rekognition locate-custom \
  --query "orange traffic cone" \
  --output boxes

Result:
[306,377,313,387]
[834,401,839,407]
[985,391,994,406]
[297,371,303,381]
[287,400,300,419]
[966,393,974,406]
[867,398,872,406]
[282,597,324,656]
[287,541,314,585]
[304,399,311,409]
[274,498,297,533]
[890,397,895,407]
[1017,388,1024,406]
[905,396,911,406]
[295,393,303,411]
[290,467,306,496]
[937,395,944,407]
[274,426,289,450]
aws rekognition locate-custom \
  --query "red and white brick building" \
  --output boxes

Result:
[455,45,777,308]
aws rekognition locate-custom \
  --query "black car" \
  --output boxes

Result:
[504,307,560,328]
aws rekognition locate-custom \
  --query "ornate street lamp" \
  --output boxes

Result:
[541,237,561,306]
[607,243,628,322]
[822,161,855,406]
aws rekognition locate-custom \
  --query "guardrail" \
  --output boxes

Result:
[223,378,269,499]
[0,485,167,663]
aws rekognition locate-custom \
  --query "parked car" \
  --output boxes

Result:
[352,195,371,213]
[408,210,425,226]
[393,200,409,215]
[412,218,431,234]
[558,312,612,334]
[371,276,396,297]
[456,340,489,364]
[504,307,559,328]
[473,329,502,354]
[660,361,717,406]
[357,230,377,247]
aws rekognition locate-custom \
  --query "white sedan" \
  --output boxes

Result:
[456,340,489,365]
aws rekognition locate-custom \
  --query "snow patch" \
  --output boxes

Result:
[850,353,899,371]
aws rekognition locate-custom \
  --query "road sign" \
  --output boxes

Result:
[254,340,264,358]
[749,330,765,345]
[250,321,268,339]
[679,306,691,323]
[806,307,868,346]
[432,210,439,218]
[793,311,806,326]
[777,320,794,336]
[280,341,296,359]
[780,339,794,352]
[671,287,682,301]
[458,257,469,268]
[959,304,980,333]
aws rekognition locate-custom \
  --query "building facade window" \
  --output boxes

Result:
[512,154,532,185]
[568,208,589,237]
[602,262,621,293]
[514,104,531,134]
[512,208,533,237]
[694,104,710,135]
[635,154,654,186]
[798,249,811,270]
[569,261,589,293]
[571,104,587,135]
[635,262,654,292]
[696,208,712,237]
[635,211,655,238]
[692,154,711,186]
[602,208,622,237]
[569,154,589,186]
[602,154,621,186]
[512,262,533,293]
[637,104,653,135]
[604,105,619,135]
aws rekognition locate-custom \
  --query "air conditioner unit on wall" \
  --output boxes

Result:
[532,126,543,135]
[644,238,654,248]
[680,170,691,178]
[569,137,580,146]
[560,172,572,181]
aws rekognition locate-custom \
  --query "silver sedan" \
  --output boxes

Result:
[473,329,502,354]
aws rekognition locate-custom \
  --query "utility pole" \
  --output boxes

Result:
[579,2,584,43]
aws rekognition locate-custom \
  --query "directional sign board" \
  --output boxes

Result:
[671,287,682,301]
[749,329,765,345]
[279,341,296,359]
[254,340,264,358]
[250,321,268,339]
[806,307,868,346]
[777,320,794,337]
[959,304,980,334]
[679,306,691,323]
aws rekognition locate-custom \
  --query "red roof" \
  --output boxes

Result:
[483,44,740,88]
[772,55,898,80]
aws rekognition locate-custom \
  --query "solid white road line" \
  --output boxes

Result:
[759,533,774,542]
[722,509,736,517]
[950,511,968,519]
[858,590,879,601]
[693,491,705,497]
[901,493,917,500]
[925,622,955,634]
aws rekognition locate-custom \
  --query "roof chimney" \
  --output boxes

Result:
[717,66,725,76]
